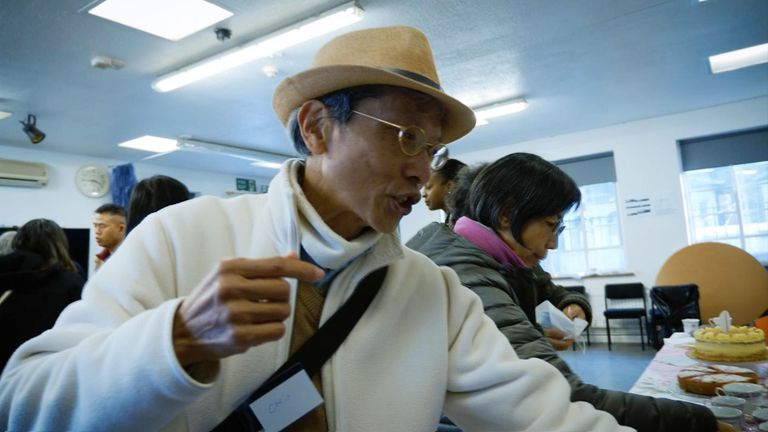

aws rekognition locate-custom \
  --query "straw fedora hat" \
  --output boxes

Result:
[273,26,476,144]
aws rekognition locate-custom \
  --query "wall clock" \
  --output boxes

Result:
[75,165,110,198]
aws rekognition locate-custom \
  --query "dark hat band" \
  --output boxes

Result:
[384,67,443,91]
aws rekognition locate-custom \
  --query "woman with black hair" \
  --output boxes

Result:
[0,219,84,371]
[408,153,718,432]
[126,175,191,234]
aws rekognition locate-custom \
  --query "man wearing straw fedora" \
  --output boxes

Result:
[0,26,632,432]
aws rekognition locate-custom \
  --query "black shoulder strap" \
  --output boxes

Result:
[213,266,389,431]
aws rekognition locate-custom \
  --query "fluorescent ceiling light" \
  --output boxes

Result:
[88,0,232,41]
[709,43,768,74]
[474,98,529,126]
[118,135,179,153]
[152,1,363,92]
[251,161,284,170]
[178,137,290,167]
[0,111,12,121]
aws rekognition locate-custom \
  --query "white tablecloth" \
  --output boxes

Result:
[629,332,768,430]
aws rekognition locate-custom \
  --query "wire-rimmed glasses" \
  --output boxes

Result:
[351,110,449,170]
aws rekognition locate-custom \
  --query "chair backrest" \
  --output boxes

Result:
[656,242,768,324]
[604,283,646,310]
[650,284,701,321]
[563,285,586,295]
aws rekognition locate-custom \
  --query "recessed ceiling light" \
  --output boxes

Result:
[474,98,529,126]
[0,111,12,121]
[118,135,179,153]
[88,0,233,41]
[709,43,768,74]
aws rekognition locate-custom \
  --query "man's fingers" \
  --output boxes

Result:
[219,276,292,302]
[232,322,287,346]
[227,301,291,324]
[221,256,324,282]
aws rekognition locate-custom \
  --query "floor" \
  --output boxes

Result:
[559,342,657,392]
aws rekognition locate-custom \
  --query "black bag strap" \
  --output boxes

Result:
[212,266,389,431]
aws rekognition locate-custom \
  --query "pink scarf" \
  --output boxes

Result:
[453,216,528,268]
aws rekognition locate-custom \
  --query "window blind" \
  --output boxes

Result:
[680,127,768,171]
[554,152,616,186]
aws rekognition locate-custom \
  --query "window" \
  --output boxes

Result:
[544,153,626,276]
[680,127,768,264]
[682,164,768,263]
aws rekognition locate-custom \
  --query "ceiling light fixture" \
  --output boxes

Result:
[474,98,529,126]
[151,1,364,92]
[118,135,179,153]
[20,114,46,144]
[709,43,768,74]
[176,137,291,169]
[88,0,232,41]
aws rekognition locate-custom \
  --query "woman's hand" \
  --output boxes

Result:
[543,327,575,351]
[562,303,586,321]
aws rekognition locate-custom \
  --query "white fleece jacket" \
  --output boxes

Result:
[0,161,633,432]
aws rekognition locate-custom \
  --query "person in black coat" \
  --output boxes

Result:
[408,153,719,432]
[0,219,84,372]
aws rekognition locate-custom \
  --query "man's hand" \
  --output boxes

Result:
[716,420,737,432]
[543,327,574,351]
[562,303,586,321]
[172,253,324,381]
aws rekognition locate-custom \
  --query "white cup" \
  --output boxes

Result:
[712,395,746,410]
[755,408,768,423]
[709,406,742,430]
[717,382,768,415]
[682,318,700,335]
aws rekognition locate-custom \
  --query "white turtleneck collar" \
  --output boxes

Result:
[281,159,383,270]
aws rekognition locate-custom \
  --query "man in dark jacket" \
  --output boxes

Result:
[408,221,717,432]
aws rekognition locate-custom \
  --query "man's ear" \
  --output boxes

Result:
[297,100,330,155]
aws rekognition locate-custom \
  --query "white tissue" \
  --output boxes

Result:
[535,300,589,340]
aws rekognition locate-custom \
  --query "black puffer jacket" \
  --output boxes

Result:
[0,251,84,372]
[407,222,717,432]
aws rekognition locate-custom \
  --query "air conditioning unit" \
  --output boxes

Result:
[0,158,49,188]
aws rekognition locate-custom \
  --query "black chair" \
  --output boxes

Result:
[563,285,591,350]
[603,283,647,351]
[649,284,700,349]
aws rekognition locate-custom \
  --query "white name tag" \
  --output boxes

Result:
[249,368,323,432]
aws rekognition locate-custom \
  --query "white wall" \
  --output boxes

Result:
[0,145,273,275]
[402,96,768,337]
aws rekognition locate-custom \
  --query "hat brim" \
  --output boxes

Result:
[273,65,476,144]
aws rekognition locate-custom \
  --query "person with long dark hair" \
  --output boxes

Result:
[0,219,84,371]
[408,153,718,432]
[422,158,466,225]
[126,175,191,234]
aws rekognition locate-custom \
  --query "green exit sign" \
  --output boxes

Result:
[236,178,269,193]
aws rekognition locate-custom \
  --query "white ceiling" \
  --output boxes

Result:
[1,0,766,177]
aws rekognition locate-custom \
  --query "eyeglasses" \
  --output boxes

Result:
[351,110,449,170]
[551,219,566,237]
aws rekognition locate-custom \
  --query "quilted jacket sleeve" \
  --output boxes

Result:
[532,265,593,325]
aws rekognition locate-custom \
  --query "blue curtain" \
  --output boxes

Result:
[110,163,136,207]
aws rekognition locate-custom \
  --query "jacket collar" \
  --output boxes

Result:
[453,217,528,269]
